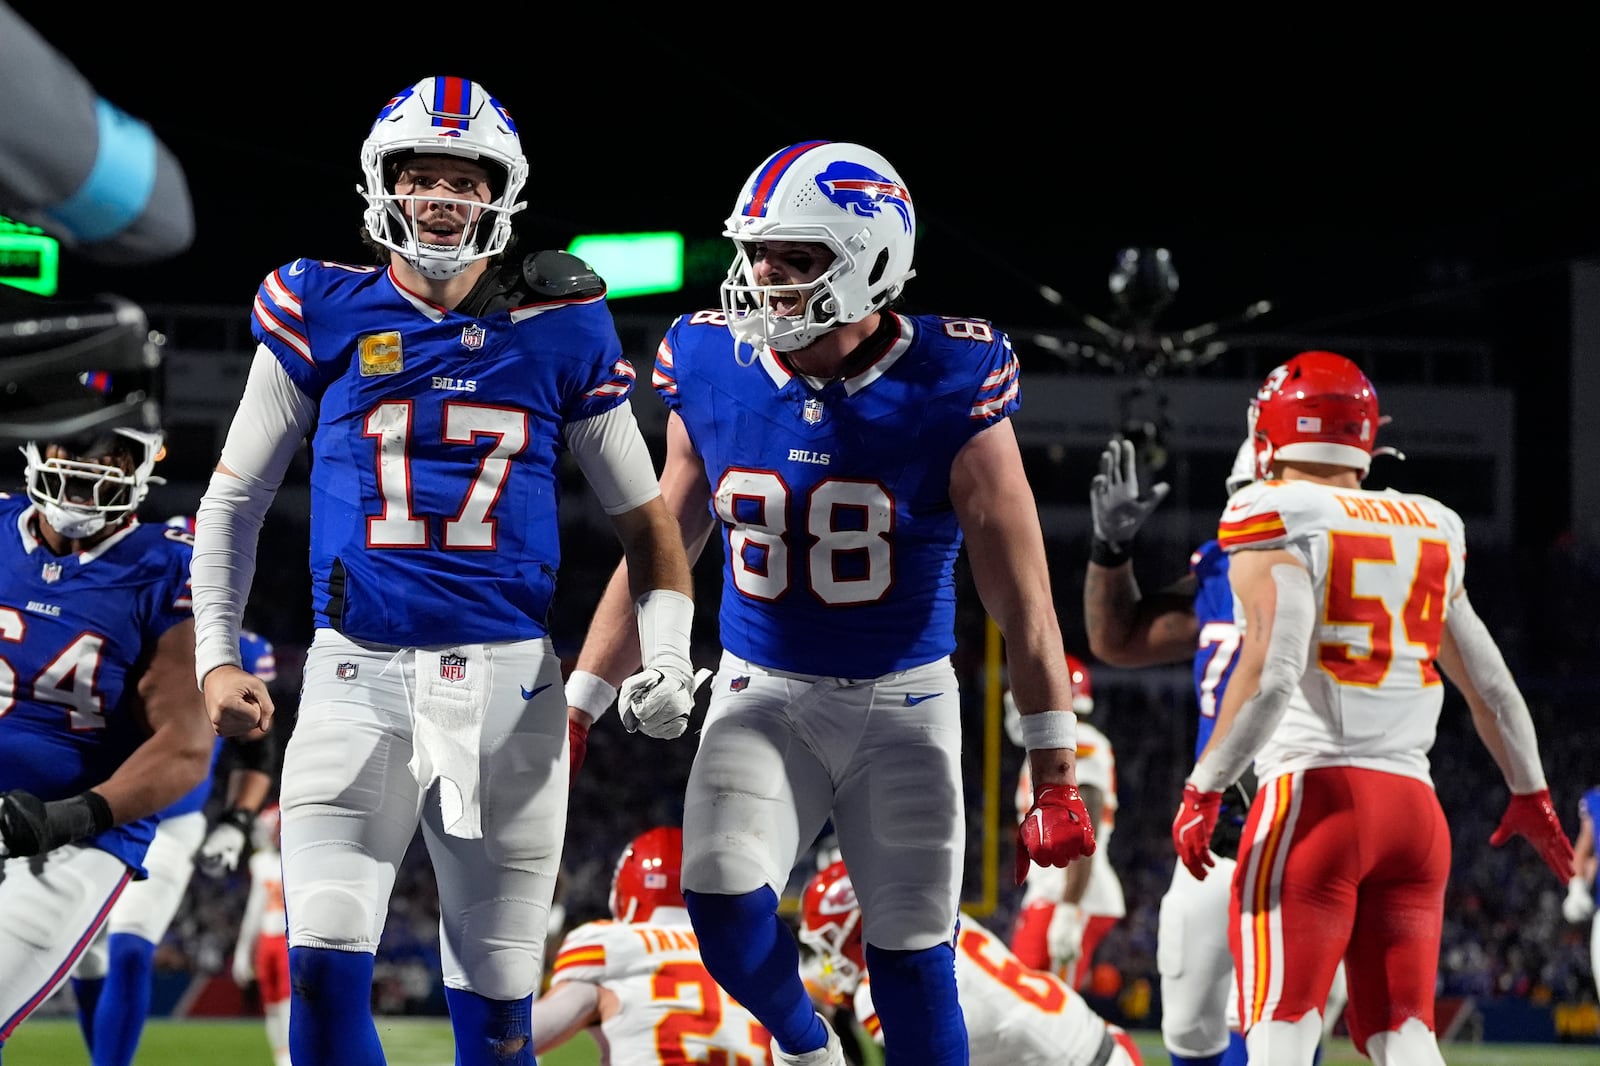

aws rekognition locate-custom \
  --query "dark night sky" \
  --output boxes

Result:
[16,11,1595,345]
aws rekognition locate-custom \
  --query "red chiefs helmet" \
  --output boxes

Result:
[609,826,684,923]
[799,860,867,997]
[1065,653,1094,716]
[1248,350,1381,479]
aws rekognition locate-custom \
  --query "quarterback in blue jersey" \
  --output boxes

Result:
[0,427,214,1057]
[564,140,1095,1066]
[187,77,694,1066]
[70,569,279,1066]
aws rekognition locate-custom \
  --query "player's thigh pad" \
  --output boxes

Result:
[0,846,130,1035]
[682,654,841,897]
[1157,855,1238,1056]
[279,631,428,951]
[106,810,206,941]
[829,658,964,952]
[423,638,566,999]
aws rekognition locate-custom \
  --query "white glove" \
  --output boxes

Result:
[1089,437,1170,549]
[1564,877,1596,924]
[196,820,249,877]
[232,948,255,987]
[621,590,696,740]
[1047,901,1087,976]
[620,666,696,739]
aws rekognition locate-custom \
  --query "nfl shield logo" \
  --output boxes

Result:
[461,324,486,351]
[439,653,468,682]
[730,675,751,692]
[802,398,824,425]
[336,662,359,681]
[41,561,62,583]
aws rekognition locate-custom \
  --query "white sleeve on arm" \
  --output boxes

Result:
[531,980,602,1052]
[1445,591,1548,793]
[1188,563,1315,793]
[191,346,316,684]
[564,401,662,515]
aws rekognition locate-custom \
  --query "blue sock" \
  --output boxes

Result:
[684,888,825,1054]
[288,946,385,1066]
[89,933,156,1066]
[1223,1030,1250,1065]
[1168,1054,1225,1066]
[1311,1038,1324,1066]
[862,942,967,1065]
[71,975,104,1053]
[443,987,535,1065]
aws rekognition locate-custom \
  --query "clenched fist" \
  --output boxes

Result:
[1016,783,1096,884]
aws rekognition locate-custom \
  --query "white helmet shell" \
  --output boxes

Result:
[720,141,917,352]
[358,76,528,280]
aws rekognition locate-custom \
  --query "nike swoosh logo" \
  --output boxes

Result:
[904,692,942,706]
[287,258,308,276]
[521,683,553,701]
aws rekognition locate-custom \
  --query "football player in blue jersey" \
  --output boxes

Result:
[69,514,279,1066]
[1083,436,1345,1066]
[1562,786,1599,997]
[0,426,215,1059]
[187,76,695,1066]
[562,140,1095,1066]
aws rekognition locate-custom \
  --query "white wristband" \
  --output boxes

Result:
[565,669,618,720]
[1018,710,1077,752]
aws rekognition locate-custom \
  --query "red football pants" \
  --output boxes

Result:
[1010,900,1117,989]
[1231,766,1449,1054]
[255,933,291,1006]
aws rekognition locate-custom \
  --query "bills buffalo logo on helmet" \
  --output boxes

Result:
[815,162,912,232]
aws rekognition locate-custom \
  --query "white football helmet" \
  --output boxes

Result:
[22,426,164,539]
[1225,436,1256,495]
[720,141,917,353]
[359,76,528,280]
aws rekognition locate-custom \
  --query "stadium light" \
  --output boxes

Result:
[567,232,684,299]
[0,214,60,296]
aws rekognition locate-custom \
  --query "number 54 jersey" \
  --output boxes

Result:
[1217,478,1468,785]
[654,310,1020,678]
[549,911,771,1065]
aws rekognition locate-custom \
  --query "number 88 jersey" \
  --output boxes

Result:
[1217,478,1467,784]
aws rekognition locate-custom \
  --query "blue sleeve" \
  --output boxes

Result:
[249,260,332,398]
[558,302,633,422]
[961,325,1020,429]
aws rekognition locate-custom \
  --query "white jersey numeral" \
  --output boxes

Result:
[0,607,108,729]
[714,470,894,606]
[364,400,529,549]
[1196,621,1241,719]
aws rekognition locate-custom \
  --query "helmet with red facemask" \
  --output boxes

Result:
[609,827,684,923]
[1248,350,1382,480]
[798,860,867,998]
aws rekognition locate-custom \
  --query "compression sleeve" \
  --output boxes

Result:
[1187,563,1315,793]
[190,347,315,683]
[1445,591,1548,793]
[564,401,662,515]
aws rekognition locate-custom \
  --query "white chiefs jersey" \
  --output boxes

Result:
[244,848,288,938]
[855,914,1122,1066]
[549,908,770,1065]
[1016,722,1124,918]
[1217,478,1468,785]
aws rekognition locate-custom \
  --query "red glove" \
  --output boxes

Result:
[1015,783,1096,885]
[567,717,589,791]
[1489,789,1574,881]
[1172,784,1222,881]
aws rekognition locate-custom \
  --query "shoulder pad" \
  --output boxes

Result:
[457,251,607,318]
[523,250,606,300]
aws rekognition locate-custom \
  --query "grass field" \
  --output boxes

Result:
[5,1017,1599,1065]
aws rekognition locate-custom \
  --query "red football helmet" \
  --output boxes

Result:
[1248,350,1381,479]
[1065,653,1094,716]
[609,826,684,923]
[799,860,867,997]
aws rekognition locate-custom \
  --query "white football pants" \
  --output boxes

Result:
[73,810,206,977]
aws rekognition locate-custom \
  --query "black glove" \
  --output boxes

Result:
[0,789,114,858]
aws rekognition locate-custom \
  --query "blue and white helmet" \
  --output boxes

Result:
[359,76,528,280]
[22,426,164,539]
[720,141,917,352]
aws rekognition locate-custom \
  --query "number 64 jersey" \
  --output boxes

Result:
[654,310,1019,678]
[1216,478,1468,785]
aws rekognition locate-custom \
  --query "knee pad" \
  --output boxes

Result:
[287,880,384,951]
